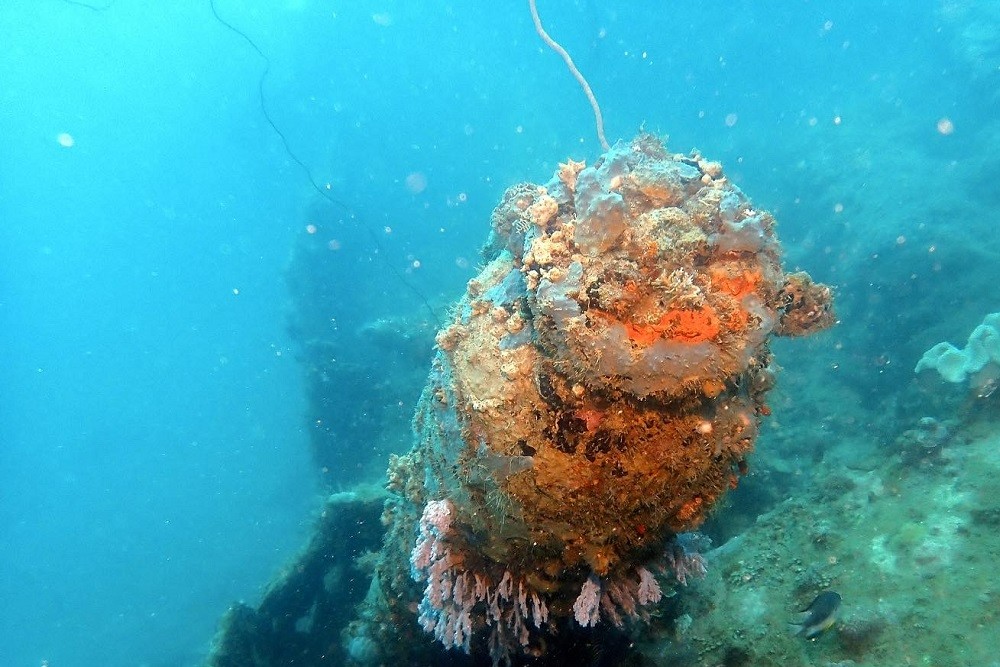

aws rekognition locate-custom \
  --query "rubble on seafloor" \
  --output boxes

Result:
[641,413,1000,667]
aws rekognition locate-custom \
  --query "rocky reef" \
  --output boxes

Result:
[345,135,835,665]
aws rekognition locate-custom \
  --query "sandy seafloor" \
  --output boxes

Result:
[3,1,1000,666]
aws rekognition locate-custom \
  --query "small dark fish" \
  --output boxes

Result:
[790,590,841,640]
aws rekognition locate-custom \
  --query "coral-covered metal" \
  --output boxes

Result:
[346,136,835,666]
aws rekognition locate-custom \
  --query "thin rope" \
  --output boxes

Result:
[209,0,441,326]
[528,0,610,151]
[57,0,113,10]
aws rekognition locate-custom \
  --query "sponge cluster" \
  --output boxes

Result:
[915,312,1000,393]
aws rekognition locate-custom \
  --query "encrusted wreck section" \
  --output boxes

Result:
[346,135,835,666]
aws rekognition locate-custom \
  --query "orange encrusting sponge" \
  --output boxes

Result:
[633,306,721,344]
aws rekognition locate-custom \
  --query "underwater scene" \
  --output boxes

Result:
[2,1,1000,666]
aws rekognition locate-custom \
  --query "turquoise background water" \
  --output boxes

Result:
[2,1,995,665]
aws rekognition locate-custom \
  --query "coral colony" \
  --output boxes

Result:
[410,499,549,657]
[345,135,835,666]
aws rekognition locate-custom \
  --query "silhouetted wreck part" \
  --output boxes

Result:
[284,219,436,483]
[205,489,386,667]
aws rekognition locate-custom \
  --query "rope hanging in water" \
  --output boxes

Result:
[56,0,113,10]
[208,0,441,325]
[528,0,610,150]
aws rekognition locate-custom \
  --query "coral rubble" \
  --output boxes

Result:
[347,136,835,665]
[657,419,1000,667]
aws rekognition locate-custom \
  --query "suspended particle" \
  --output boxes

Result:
[405,172,428,194]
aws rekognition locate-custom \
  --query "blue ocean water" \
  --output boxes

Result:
[2,1,996,665]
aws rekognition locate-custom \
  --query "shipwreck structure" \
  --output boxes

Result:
[343,135,835,666]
